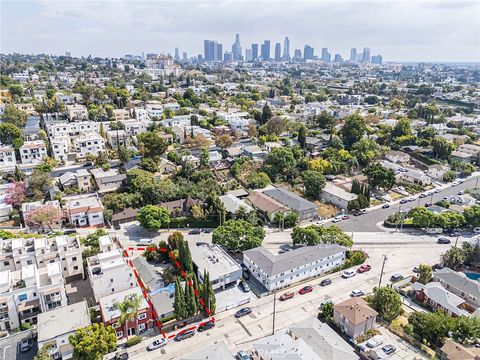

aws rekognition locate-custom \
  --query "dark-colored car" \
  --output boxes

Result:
[63,229,77,235]
[390,274,404,282]
[242,269,250,280]
[114,352,129,360]
[196,242,208,246]
[424,203,432,207]
[113,224,121,230]
[19,339,33,353]
[240,280,250,292]
[197,321,215,332]
[382,204,390,209]
[203,228,212,233]
[279,292,295,301]
[236,351,252,360]
[174,329,195,341]
[400,199,408,204]
[320,278,332,286]
[299,285,313,295]
[437,238,451,244]
[382,344,396,355]
[188,229,202,235]
[235,307,252,318]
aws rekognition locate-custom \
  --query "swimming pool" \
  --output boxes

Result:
[465,272,480,281]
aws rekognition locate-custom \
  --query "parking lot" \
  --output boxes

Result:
[0,330,36,360]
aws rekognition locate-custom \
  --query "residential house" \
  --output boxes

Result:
[76,169,92,192]
[90,168,126,194]
[412,282,470,317]
[122,119,151,136]
[251,317,358,360]
[112,109,131,122]
[99,287,153,338]
[243,244,346,292]
[37,300,90,360]
[427,164,450,180]
[321,183,358,210]
[19,140,47,165]
[451,150,472,163]
[433,268,480,308]
[58,171,77,190]
[458,144,480,156]
[385,150,410,164]
[149,286,174,320]
[246,191,289,222]
[242,145,267,161]
[190,244,242,291]
[398,169,432,185]
[106,130,130,149]
[263,187,318,220]
[132,257,164,292]
[87,249,136,302]
[161,196,202,218]
[219,194,253,215]
[158,158,177,175]
[439,339,480,360]
[333,297,378,339]
[111,208,138,227]
[0,146,17,173]
[63,194,104,227]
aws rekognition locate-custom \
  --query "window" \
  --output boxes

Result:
[116,331,123,338]
[3,261,9,266]
[72,257,77,261]
[111,288,115,292]
[138,313,147,320]
[73,266,79,270]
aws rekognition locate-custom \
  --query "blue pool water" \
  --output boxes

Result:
[465,272,480,281]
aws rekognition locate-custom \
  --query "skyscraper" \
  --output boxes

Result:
[261,40,270,61]
[333,54,343,62]
[251,44,259,61]
[232,33,242,61]
[204,40,222,61]
[224,51,233,62]
[174,47,180,61]
[274,43,282,61]
[293,49,302,60]
[321,48,330,62]
[304,45,314,60]
[349,48,357,62]
[362,47,371,63]
[216,43,222,61]
[182,52,187,60]
[283,36,290,60]
[245,48,253,62]
[371,55,383,65]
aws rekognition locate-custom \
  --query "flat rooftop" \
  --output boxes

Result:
[189,244,241,280]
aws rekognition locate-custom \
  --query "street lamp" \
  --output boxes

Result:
[272,291,277,335]
[378,255,388,288]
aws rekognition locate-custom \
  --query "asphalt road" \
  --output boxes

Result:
[330,175,480,232]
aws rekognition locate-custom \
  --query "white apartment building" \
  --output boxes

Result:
[19,140,47,165]
[73,134,106,159]
[75,169,92,192]
[63,194,104,227]
[65,104,88,121]
[243,244,346,292]
[50,135,71,162]
[122,119,151,136]
[87,249,136,302]
[0,146,17,173]
[46,121,100,138]
[106,129,130,149]
[0,262,68,331]
[0,235,83,282]
[145,102,164,118]
[112,109,131,122]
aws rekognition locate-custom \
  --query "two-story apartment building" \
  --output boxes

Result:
[73,134,106,159]
[112,109,131,122]
[65,104,88,121]
[0,146,17,173]
[263,187,319,221]
[63,194,104,227]
[50,135,71,162]
[243,244,346,292]
[19,140,47,165]
[433,268,480,309]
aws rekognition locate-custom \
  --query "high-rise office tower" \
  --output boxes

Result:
[182,52,188,60]
[334,54,343,62]
[304,45,314,60]
[232,33,242,60]
[245,49,253,62]
[362,47,371,63]
[350,48,357,62]
[321,48,329,62]
[274,43,282,61]
[224,51,233,62]
[293,49,302,60]
[283,36,290,60]
[371,55,383,65]
[204,40,222,61]
[174,48,180,61]
[261,40,270,61]
[251,44,259,60]
[216,43,222,61]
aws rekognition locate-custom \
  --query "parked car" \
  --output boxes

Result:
[390,274,404,282]
[437,238,451,244]
[240,281,250,293]
[235,307,252,318]
[458,190,464,195]
[351,289,364,297]
[332,216,342,223]
[113,224,121,230]
[197,320,215,332]
[357,265,371,273]
[196,242,208,246]
[474,227,480,234]
[342,269,356,278]
[424,203,432,207]
[299,285,313,295]
[400,199,408,204]
[188,229,202,235]
[203,228,212,233]
[147,338,167,351]
[418,193,427,198]
[320,278,332,286]
[236,351,252,360]
[63,229,77,235]
[174,329,195,341]
[412,266,420,273]
[433,263,445,271]
[382,344,396,355]
[114,351,129,360]
[367,335,384,348]
[382,204,390,209]
[279,292,295,301]
[242,269,250,280]
[19,339,33,353]
[435,188,442,193]
[342,215,350,220]
[138,239,153,246]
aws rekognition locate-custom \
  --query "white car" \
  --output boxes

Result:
[332,216,342,223]
[351,289,365,297]
[138,239,154,246]
[366,335,384,348]
[147,338,167,351]
[342,270,356,278]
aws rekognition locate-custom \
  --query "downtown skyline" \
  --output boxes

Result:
[1,0,479,62]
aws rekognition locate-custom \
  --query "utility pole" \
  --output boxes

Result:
[272,291,277,335]
[475,176,479,190]
[395,204,401,232]
[455,234,460,247]
[378,255,387,288]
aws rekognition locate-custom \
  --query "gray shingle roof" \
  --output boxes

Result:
[263,187,318,213]
[244,244,345,277]
[433,268,480,298]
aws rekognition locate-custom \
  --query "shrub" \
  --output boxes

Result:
[20,322,30,331]
[125,336,142,347]
[159,314,177,324]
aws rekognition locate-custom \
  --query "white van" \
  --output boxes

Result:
[138,239,154,246]
[366,335,384,348]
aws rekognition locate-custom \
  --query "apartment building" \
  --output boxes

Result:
[87,249,136,302]
[50,135,71,162]
[243,244,346,292]
[76,169,92,192]
[106,129,130,149]
[63,194,104,227]
[0,262,68,331]
[46,121,100,138]
[65,104,88,121]
[433,268,480,309]
[73,134,106,159]
[0,146,17,173]
[122,119,151,136]
[112,109,131,122]
[19,140,47,165]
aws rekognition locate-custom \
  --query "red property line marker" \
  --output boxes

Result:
[122,247,215,338]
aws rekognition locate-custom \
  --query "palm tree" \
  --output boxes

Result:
[115,298,134,339]
[126,293,144,335]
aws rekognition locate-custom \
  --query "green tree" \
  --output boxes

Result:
[298,125,306,149]
[291,225,353,247]
[302,170,326,200]
[391,118,412,139]
[351,138,381,166]
[443,170,456,182]
[1,105,27,127]
[199,148,209,167]
[409,207,435,228]
[29,169,53,200]
[245,172,271,189]
[192,275,201,309]
[452,316,480,343]
[261,104,272,124]
[137,205,170,230]
[463,205,480,227]
[432,137,455,160]
[441,247,466,270]
[418,264,432,285]
[340,113,367,149]
[184,278,198,317]
[370,287,402,322]
[320,302,334,321]
[212,219,265,251]
[265,147,296,181]
[215,134,233,149]
[291,226,320,245]
[363,163,396,189]
[0,122,21,144]
[37,156,57,173]
[140,157,158,173]
[167,231,183,250]
[174,277,188,319]
[315,110,336,130]
[35,344,54,360]
[408,310,454,347]
[137,131,168,159]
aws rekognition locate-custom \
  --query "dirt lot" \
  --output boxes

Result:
[316,202,339,218]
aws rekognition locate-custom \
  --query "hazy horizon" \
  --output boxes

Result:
[1,0,479,62]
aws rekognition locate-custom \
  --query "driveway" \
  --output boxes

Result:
[0,330,36,360]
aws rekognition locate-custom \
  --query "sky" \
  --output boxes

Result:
[1,0,479,62]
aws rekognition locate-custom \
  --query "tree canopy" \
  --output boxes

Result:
[212,219,265,251]
[137,205,171,230]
